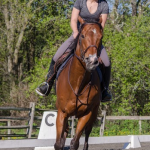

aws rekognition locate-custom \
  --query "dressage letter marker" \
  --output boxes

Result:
[35,111,57,150]
[45,114,55,127]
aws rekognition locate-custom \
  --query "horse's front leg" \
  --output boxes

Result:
[70,111,92,150]
[54,109,68,150]
[83,105,99,150]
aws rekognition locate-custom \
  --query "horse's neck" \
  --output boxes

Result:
[69,55,91,94]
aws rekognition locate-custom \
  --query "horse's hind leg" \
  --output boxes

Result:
[70,111,92,150]
[54,109,68,150]
[83,105,99,150]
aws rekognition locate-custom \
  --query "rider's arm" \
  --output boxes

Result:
[101,14,108,29]
[71,7,80,38]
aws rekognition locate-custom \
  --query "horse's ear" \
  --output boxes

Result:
[99,15,102,24]
[78,16,85,24]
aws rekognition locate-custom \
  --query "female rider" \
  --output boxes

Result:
[36,0,111,102]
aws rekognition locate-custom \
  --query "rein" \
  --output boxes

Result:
[68,57,93,116]
[68,57,92,98]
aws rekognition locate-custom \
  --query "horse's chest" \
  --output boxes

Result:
[77,84,100,107]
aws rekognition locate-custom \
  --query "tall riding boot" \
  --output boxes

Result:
[36,59,56,96]
[101,65,112,102]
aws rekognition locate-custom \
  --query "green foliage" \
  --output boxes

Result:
[105,120,140,136]
[23,0,72,107]
[103,15,150,116]
[90,120,150,137]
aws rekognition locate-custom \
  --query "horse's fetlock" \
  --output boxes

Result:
[54,142,64,150]
[70,139,79,150]
[83,142,89,150]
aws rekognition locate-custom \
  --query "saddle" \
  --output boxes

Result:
[55,51,73,73]
[56,53,73,80]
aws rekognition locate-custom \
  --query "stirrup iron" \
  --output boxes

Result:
[36,82,49,96]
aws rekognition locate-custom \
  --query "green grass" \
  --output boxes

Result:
[90,120,150,137]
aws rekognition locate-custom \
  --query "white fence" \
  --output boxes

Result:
[0,135,150,149]
[99,111,150,136]
[1,104,150,138]
[1,105,150,149]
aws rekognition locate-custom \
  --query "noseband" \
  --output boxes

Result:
[75,22,103,61]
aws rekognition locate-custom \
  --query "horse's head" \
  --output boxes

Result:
[76,16,103,72]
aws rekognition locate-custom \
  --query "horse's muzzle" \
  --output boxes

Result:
[84,54,99,72]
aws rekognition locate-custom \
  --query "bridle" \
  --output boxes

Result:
[74,22,103,62]
[67,21,103,116]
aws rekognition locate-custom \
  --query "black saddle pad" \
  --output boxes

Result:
[56,54,73,80]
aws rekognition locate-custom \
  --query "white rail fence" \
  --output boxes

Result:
[1,104,150,138]
[1,104,150,149]
[99,112,150,136]
[0,135,150,149]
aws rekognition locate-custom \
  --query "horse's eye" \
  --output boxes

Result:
[81,35,85,38]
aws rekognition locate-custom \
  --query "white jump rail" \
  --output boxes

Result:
[0,135,150,149]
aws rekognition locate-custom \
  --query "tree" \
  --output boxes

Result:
[104,1,150,115]
[0,0,35,103]
[0,0,73,105]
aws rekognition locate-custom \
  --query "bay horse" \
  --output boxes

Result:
[55,16,103,150]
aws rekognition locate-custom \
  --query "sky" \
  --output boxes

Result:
[107,0,114,11]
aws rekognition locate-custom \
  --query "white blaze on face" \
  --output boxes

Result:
[89,54,97,62]
[92,29,97,34]
[85,53,99,71]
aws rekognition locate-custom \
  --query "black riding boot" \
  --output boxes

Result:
[36,59,56,96]
[101,65,112,102]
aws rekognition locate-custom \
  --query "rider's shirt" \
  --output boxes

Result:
[74,0,109,21]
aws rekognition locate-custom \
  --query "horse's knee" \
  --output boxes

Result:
[70,139,79,150]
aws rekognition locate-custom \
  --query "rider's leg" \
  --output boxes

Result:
[99,45,112,102]
[36,35,75,96]
[53,35,75,62]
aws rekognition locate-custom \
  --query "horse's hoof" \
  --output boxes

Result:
[83,143,88,150]
[54,143,64,150]
[70,145,77,150]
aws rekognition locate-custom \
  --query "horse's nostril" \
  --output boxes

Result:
[94,60,98,65]
[85,57,89,62]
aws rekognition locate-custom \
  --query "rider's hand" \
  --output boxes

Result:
[73,31,79,39]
